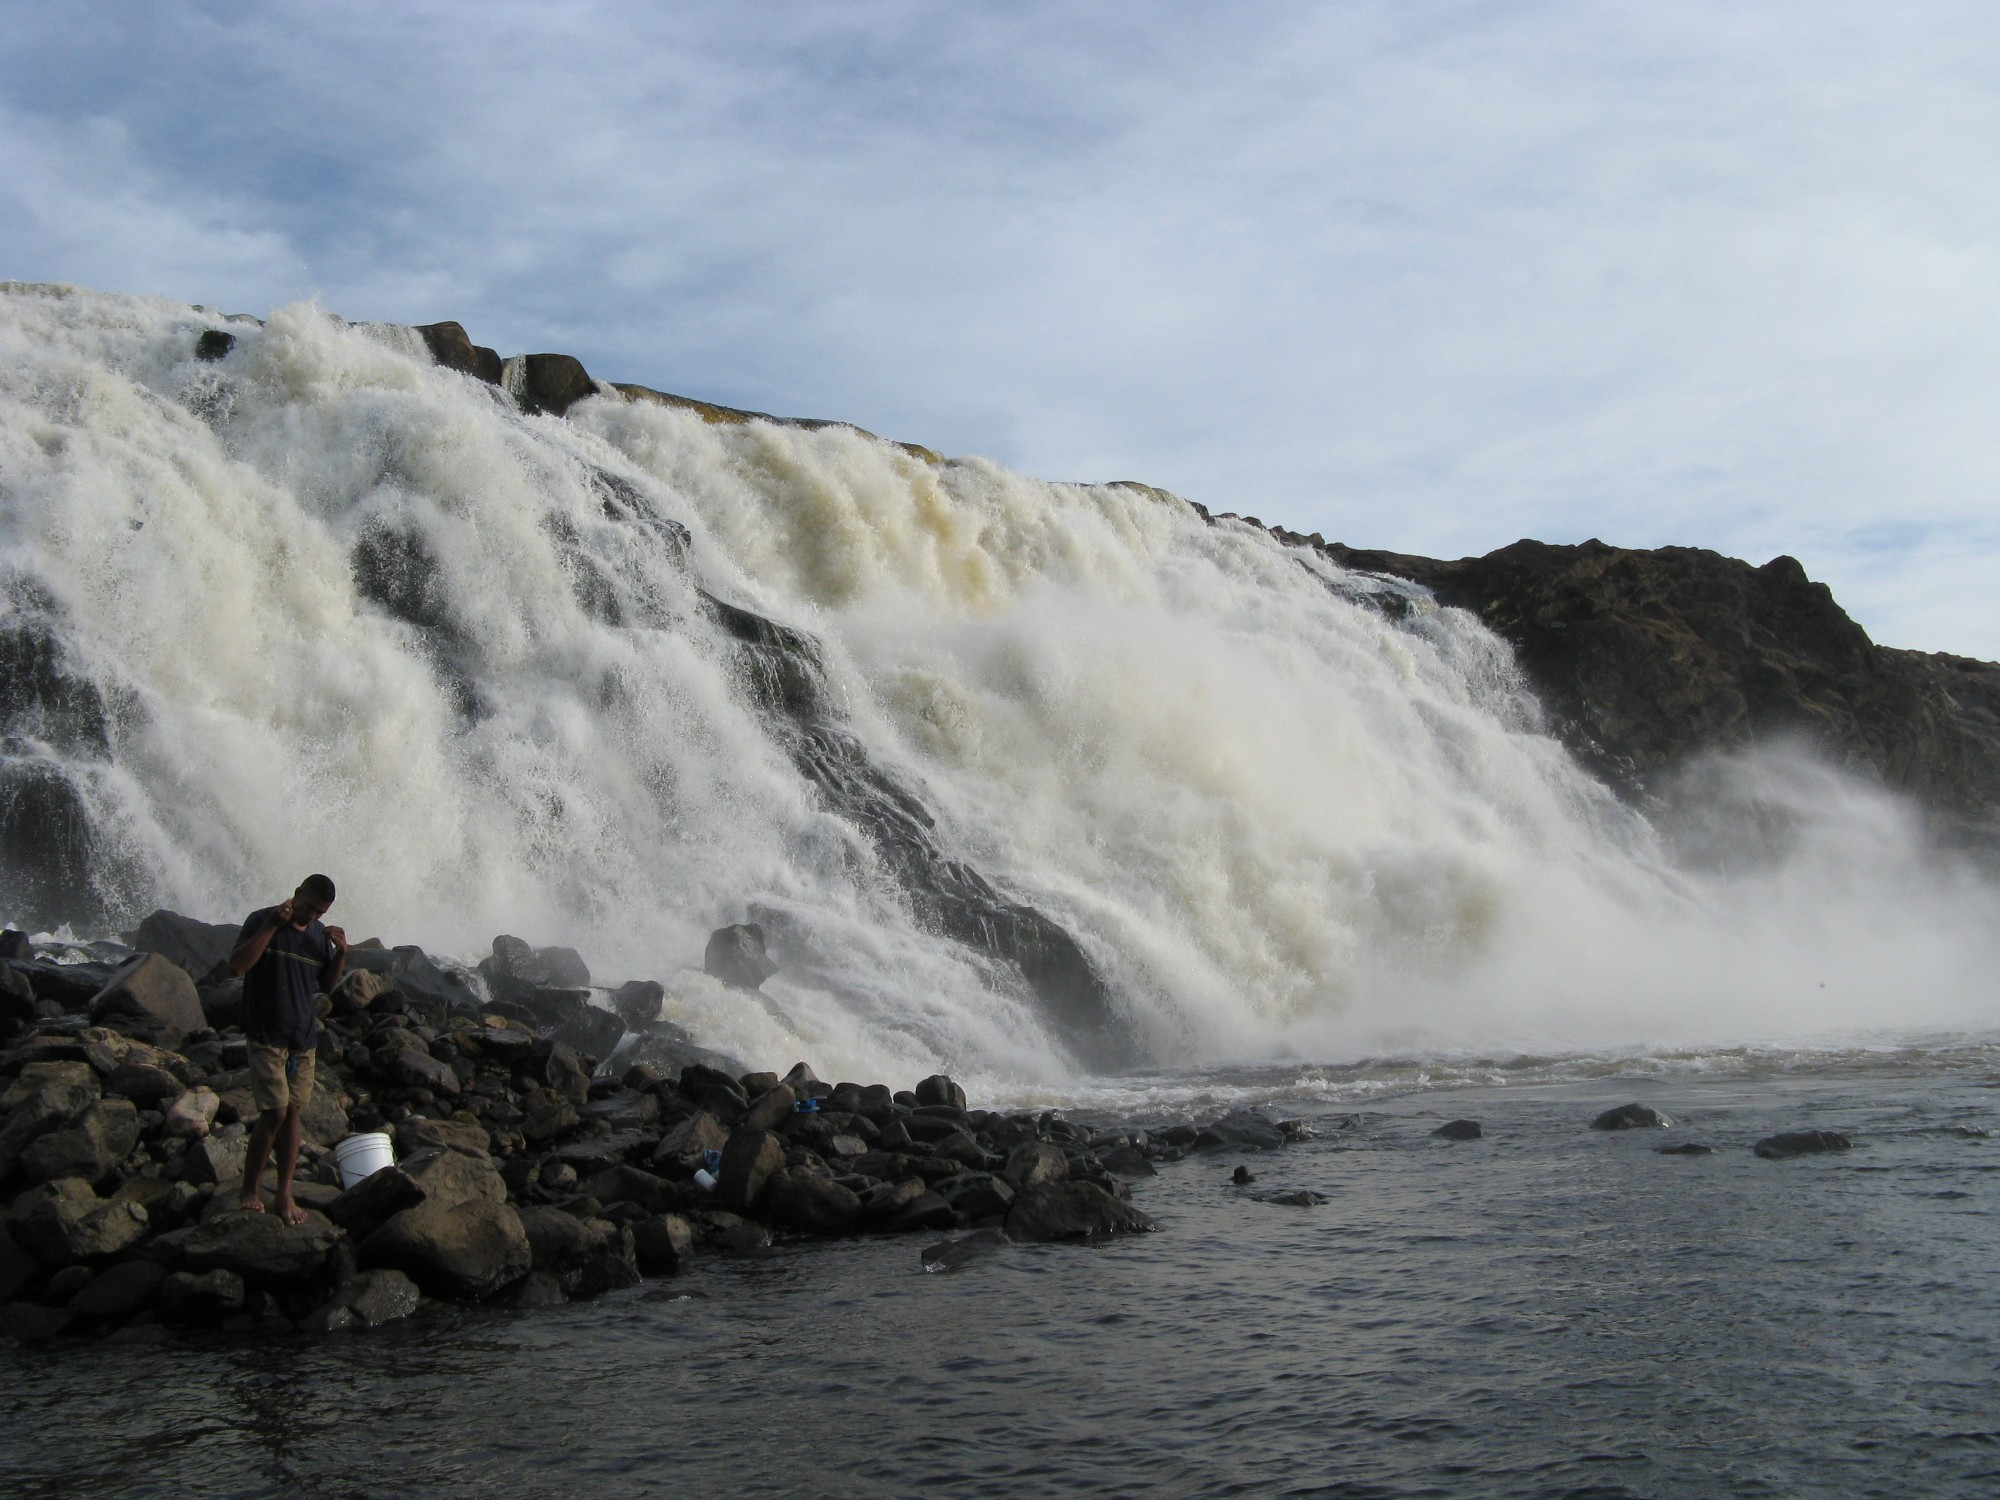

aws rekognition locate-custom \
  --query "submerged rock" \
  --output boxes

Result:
[921,1227,1012,1272]
[1657,1142,1715,1156]
[704,923,777,991]
[1754,1130,1853,1160]
[1004,1181,1158,1243]
[1431,1119,1484,1141]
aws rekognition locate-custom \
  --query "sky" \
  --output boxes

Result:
[5,0,2000,655]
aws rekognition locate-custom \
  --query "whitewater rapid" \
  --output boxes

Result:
[2,283,1995,1092]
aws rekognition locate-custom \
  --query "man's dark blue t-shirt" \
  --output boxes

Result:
[238,906,333,1050]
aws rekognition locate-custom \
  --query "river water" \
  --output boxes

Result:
[5,1045,1996,1499]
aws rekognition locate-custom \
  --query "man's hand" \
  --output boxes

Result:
[270,898,295,928]
[325,925,347,954]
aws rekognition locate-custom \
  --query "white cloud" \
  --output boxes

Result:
[4,0,2000,651]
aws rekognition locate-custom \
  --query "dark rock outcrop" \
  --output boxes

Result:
[1431,1119,1484,1141]
[704,924,777,991]
[1754,1129,1852,1160]
[1591,1103,1673,1131]
[1320,537,2000,847]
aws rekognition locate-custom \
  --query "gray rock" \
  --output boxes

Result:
[935,1171,1016,1220]
[520,1099,580,1144]
[0,1300,76,1341]
[87,953,205,1046]
[326,1164,428,1237]
[742,1084,796,1133]
[704,924,776,990]
[1657,1142,1715,1156]
[1002,1140,1070,1189]
[361,1198,532,1299]
[1097,1144,1157,1178]
[532,1040,592,1106]
[162,1087,220,1139]
[9,1178,150,1265]
[920,1227,1012,1272]
[1592,1103,1673,1131]
[517,1206,600,1269]
[632,1212,693,1274]
[152,1208,340,1287]
[104,1061,184,1109]
[914,1074,967,1111]
[1754,1130,1852,1160]
[1193,1111,1287,1152]
[717,1128,785,1211]
[762,1166,862,1232]
[398,1147,508,1211]
[478,936,591,1003]
[131,909,239,982]
[1005,1181,1159,1243]
[182,1131,249,1186]
[0,1225,39,1301]
[21,1098,141,1183]
[611,979,665,1029]
[576,1164,684,1215]
[884,1190,956,1233]
[1255,1189,1328,1206]
[579,1090,660,1131]
[860,1176,929,1224]
[392,1047,460,1096]
[1431,1119,1484,1142]
[68,1258,168,1320]
[158,1268,246,1322]
[0,1070,101,1175]
[332,1268,423,1328]
[393,1116,491,1160]
[653,1110,731,1174]
[502,1271,567,1309]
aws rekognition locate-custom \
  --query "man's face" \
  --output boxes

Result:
[290,888,331,927]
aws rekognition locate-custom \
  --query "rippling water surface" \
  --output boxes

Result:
[5,1054,1999,1499]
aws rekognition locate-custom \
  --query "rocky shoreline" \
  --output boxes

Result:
[0,913,1298,1346]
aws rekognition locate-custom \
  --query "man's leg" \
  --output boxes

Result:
[272,1106,307,1225]
[240,1108,281,1211]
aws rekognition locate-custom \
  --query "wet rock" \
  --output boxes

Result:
[162,1087,220,1139]
[1431,1120,1484,1142]
[936,1171,1015,1220]
[1097,1144,1157,1178]
[610,980,664,1029]
[393,1116,491,1160]
[742,1084,796,1133]
[502,1270,567,1309]
[392,1047,460,1097]
[920,1227,1011,1272]
[521,1099,580,1144]
[1592,1103,1673,1131]
[762,1166,862,1232]
[579,1089,660,1131]
[45,1263,93,1302]
[326,1164,427,1237]
[326,1268,422,1328]
[131,909,238,982]
[525,990,625,1060]
[1657,1142,1716,1156]
[710,1218,773,1253]
[68,1258,167,1320]
[152,1209,339,1287]
[0,964,35,1036]
[1754,1129,1853,1160]
[158,1268,245,1323]
[884,1190,956,1233]
[87,953,205,1047]
[547,1129,657,1176]
[859,1176,929,1224]
[0,1301,76,1341]
[1231,1165,1257,1185]
[182,1131,249,1186]
[1005,1181,1159,1243]
[0,1225,39,1301]
[704,924,776,991]
[518,352,598,417]
[654,1110,730,1174]
[103,1060,184,1109]
[21,1098,141,1183]
[576,1164,683,1215]
[478,936,591,1004]
[781,1061,820,1090]
[517,1206,599,1268]
[632,1212,693,1274]
[193,329,235,361]
[398,1147,508,1211]
[1193,1111,1287,1152]
[531,1040,592,1106]
[0,1069,101,1175]
[417,321,504,385]
[361,1198,532,1299]
[1256,1189,1328,1207]
[717,1128,785,1211]
[914,1074,968,1111]
[9,1178,149,1264]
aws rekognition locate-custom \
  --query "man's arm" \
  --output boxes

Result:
[319,925,348,994]
[228,900,293,976]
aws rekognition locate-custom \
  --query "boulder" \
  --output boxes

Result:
[391,1047,460,1097]
[1431,1120,1484,1141]
[132,909,239,982]
[884,1190,956,1233]
[182,1131,249,1186]
[762,1166,862,1232]
[518,353,598,417]
[703,924,776,990]
[920,1227,1013,1272]
[1754,1130,1853,1160]
[158,1268,246,1323]
[935,1171,1016,1220]
[478,936,591,1004]
[717,1128,785,1211]
[323,1267,422,1328]
[577,1164,685,1215]
[9,1179,150,1264]
[152,1209,340,1287]
[654,1110,731,1174]
[0,964,37,1034]
[162,1087,221,1139]
[742,1084,796,1133]
[1193,1111,1287,1152]
[522,990,625,1059]
[0,1058,98,1110]
[531,1040,592,1106]
[87,953,204,1046]
[21,1099,141,1183]
[0,1070,101,1175]
[632,1212,693,1274]
[579,1090,660,1131]
[326,1164,427,1237]
[1658,1142,1716,1156]
[0,1301,75,1341]
[521,1100,580,1144]
[914,1074,968,1111]
[361,1198,532,1300]
[611,979,664,1029]
[298,1087,351,1148]
[399,1147,508,1211]
[1005,1181,1158,1243]
[68,1258,168,1320]
[517,1206,601,1269]
[0,1224,39,1300]
[417,321,504,385]
[105,1061,185,1109]
[1592,1103,1673,1131]
[198,976,245,1031]
[1097,1144,1157,1178]
[860,1176,930,1225]
[546,1128,656,1175]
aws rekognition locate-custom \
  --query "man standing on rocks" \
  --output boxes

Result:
[227,874,346,1226]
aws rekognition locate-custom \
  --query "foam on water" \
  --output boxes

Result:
[3,282,1997,1091]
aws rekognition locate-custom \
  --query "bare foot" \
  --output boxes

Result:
[275,1198,308,1227]
[239,1194,265,1213]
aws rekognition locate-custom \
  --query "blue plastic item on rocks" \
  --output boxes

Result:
[701,1148,722,1172]
[793,1098,821,1114]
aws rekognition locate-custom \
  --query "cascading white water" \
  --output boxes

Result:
[2,283,1995,1096]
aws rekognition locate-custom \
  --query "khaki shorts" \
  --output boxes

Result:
[247,1043,317,1114]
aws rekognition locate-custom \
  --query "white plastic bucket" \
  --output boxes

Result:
[332,1131,395,1189]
